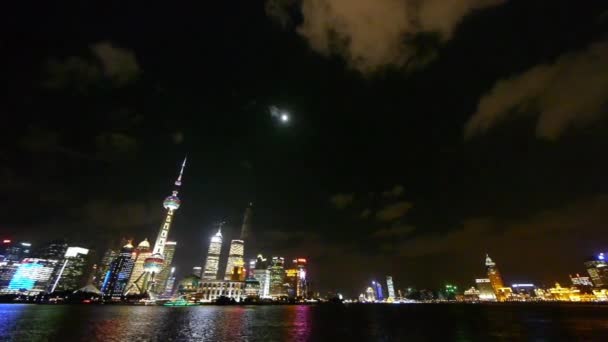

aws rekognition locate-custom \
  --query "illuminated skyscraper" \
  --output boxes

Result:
[293,258,307,298]
[1,240,31,262]
[49,246,90,293]
[485,254,504,296]
[372,281,384,301]
[252,255,270,298]
[269,257,286,298]
[101,241,135,298]
[386,276,396,301]
[203,225,223,280]
[224,239,245,280]
[585,253,608,288]
[125,239,151,295]
[36,240,68,260]
[365,287,376,302]
[164,267,177,296]
[5,258,58,295]
[156,241,177,290]
[95,247,119,288]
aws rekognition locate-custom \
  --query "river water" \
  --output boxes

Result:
[1,303,608,341]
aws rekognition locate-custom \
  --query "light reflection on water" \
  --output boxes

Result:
[1,303,608,341]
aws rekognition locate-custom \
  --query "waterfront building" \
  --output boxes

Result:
[156,241,177,291]
[373,281,384,301]
[365,286,376,302]
[101,241,135,298]
[36,240,68,260]
[0,240,31,262]
[202,226,223,280]
[95,248,119,288]
[584,253,608,288]
[475,278,497,301]
[485,254,505,299]
[285,266,298,298]
[164,267,176,296]
[49,246,90,293]
[549,283,581,301]
[224,239,245,280]
[269,257,286,298]
[464,287,480,301]
[386,276,396,301]
[253,268,270,298]
[293,258,308,298]
[198,280,245,302]
[125,239,151,295]
[511,284,536,300]
[244,277,260,297]
[4,258,58,295]
[178,274,201,300]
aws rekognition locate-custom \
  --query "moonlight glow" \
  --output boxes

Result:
[270,106,291,125]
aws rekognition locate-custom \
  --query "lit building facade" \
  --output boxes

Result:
[386,276,396,301]
[293,258,307,298]
[485,254,505,299]
[365,287,376,302]
[585,253,608,288]
[164,267,176,296]
[373,281,384,301]
[475,278,497,301]
[244,277,260,297]
[269,257,286,298]
[95,248,119,288]
[101,242,135,298]
[5,258,58,295]
[49,246,90,293]
[125,239,151,295]
[252,255,270,298]
[0,240,31,262]
[156,241,177,291]
[198,280,245,302]
[36,240,68,260]
[224,239,245,280]
[202,227,223,280]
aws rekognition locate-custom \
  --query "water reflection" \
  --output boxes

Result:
[2,304,608,341]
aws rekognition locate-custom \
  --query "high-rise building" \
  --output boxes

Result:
[1,240,32,262]
[49,246,90,293]
[4,258,59,295]
[224,239,245,280]
[485,254,504,296]
[192,266,202,277]
[285,267,298,298]
[386,276,396,301]
[125,239,151,295]
[164,267,177,296]
[102,242,136,298]
[202,226,223,280]
[365,287,376,302]
[36,240,68,260]
[269,257,286,298]
[372,281,384,301]
[94,248,119,288]
[252,255,270,298]
[156,241,177,290]
[585,253,608,288]
[293,258,307,298]
[244,277,260,297]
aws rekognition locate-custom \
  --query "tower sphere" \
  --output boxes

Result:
[144,253,165,274]
[163,191,181,210]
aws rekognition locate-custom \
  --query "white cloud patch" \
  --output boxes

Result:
[91,42,140,85]
[286,0,504,73]
[466,40,608,140]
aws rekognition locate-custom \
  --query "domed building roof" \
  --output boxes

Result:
[137,238,150,250]
[123,240,134,250]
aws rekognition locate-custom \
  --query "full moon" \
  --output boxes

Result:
[280,114,289,123]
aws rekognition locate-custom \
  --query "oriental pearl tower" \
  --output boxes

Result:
[142,157,187,295]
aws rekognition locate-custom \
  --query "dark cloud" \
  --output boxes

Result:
[360,208,372,219]
[382,184,404,198]
[95,132,138,161]
[373,224,415,238]
[376,201,413,221]
[329,193,355,209]
[43,41,140,90]
[466,40,608,140]
[270,0,504,73]
[91,42,140,85]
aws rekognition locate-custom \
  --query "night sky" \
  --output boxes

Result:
[2,0,608,296]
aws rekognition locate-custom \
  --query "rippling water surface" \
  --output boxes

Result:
[2,303,608,341]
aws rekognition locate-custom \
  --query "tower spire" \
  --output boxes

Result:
[175,156,187,187]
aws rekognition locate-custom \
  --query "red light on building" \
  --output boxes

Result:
[296,258,307,263]
[2,240,11,244]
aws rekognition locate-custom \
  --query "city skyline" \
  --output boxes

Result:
[2,0,608,296]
